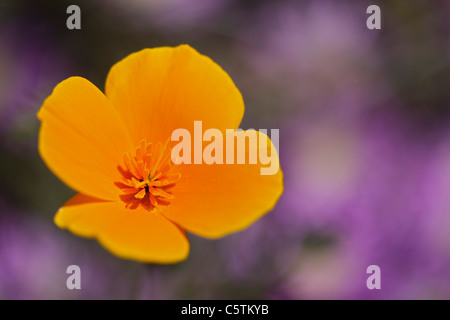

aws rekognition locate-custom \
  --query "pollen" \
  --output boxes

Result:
[116,139,181,211]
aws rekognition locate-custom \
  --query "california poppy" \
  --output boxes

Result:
[38,45,283,263]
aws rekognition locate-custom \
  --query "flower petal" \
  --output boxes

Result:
[105,45,244,145]
[55,194,189,263]
[161,130,283,238]
[38,77,134,201]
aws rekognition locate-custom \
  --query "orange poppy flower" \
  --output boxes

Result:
[38,45,283,263]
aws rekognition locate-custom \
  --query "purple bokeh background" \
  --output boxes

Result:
[0,0,449,299]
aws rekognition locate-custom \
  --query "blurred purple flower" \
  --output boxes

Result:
[277,112,450,299]
[0,201,76,299]
[101,0,230,32]
[0,19,68,151]
[238,0,391,114]
[0,199,150,299]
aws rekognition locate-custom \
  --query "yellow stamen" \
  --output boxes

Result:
[117,139,180,210]
[134,188,146,199]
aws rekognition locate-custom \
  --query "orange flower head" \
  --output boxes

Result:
[38,45,283,263]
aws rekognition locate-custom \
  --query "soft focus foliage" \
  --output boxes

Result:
[0,0,449,299]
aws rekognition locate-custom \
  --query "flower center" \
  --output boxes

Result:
[116,139,180,211]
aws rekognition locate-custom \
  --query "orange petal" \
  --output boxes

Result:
[161,131,283,238]
[55,194,189,263]
[38,77,134,201]
[105,45,244,145]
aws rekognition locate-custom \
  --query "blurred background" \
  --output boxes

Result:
[0,0,449,299]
